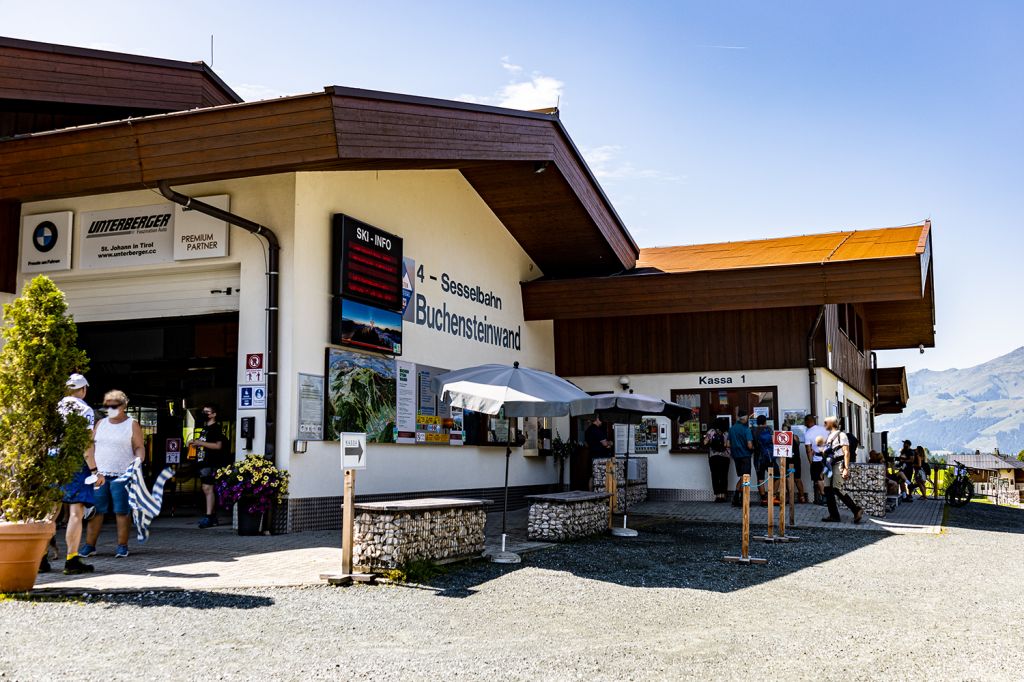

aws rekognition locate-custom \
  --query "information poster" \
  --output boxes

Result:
[325,348,396,442]
[395,360,417,443]
[297,373,325,441]
[415,364,463,445]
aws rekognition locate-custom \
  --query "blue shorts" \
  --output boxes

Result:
[61,465,95,505]
[93,477,130,515]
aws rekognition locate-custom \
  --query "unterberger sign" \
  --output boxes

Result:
[77,196,230,270]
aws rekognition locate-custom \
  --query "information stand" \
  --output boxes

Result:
[323,433,376,586]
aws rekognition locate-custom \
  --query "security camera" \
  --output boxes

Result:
[619,376,630,390]
[919,344,925,354]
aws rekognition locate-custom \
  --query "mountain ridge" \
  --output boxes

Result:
[876,346,1024,454]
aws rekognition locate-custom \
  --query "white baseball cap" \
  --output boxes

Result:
[66,373,89,389]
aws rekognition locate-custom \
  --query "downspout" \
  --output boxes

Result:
[158,181,280,465]
[807,305,826,418]
[870,351,879,434]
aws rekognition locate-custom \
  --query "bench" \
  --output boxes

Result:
[352,497,491,571]
[526,491,611,541]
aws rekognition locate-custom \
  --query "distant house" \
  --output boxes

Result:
[953,454,1024,504]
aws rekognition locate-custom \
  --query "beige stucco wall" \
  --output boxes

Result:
[289,170,556,498]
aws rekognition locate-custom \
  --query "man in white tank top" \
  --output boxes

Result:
[80,389,146,559]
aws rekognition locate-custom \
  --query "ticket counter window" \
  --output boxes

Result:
[671,386,778,452]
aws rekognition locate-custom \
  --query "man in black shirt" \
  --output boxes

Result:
[188,403,229,529]
[585,414,612,458]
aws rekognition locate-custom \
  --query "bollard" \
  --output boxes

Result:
[724,474,767,564]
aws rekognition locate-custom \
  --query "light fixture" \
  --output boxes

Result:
[533,160,549,174]
[919,344,925,355]
[619,375,630,391]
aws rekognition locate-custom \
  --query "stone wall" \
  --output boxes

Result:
[592,457,648,512]
[353,507,486,571]
[527,500,608,541]
[845,463,886,518]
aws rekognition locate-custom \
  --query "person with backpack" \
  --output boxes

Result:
[703,418,731,502]
[727,411,755,507]
[820,415,864,524]
[753,414,775,506]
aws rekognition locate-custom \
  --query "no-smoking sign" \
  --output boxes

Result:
[246,353,263,370]
[773,430,793,458]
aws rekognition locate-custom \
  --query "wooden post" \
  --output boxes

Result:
[741,474,750,558]
[342,468,355,575]
[724,474,766,564]
[606,458,617,529]
[778,464,786,538]
[765,471,774,538]
[788,468,796,527]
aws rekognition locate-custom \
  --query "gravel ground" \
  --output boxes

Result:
[2,502,1022,681]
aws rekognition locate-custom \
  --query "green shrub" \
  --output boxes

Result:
[0,276,90,522]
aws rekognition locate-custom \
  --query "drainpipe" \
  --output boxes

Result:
[870,351,879,434]
[158,181,280,465]
[807,305,826,418]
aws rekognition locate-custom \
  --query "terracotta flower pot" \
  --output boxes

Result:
[0,520,56,592]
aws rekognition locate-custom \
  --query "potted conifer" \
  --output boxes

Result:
[0,276,90,592]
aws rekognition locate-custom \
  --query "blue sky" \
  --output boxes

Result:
[6,1,1022,373]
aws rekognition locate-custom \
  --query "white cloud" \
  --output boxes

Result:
[233,83,295,102]
[457,59,563,111]
[582,145,685,183]
[500,56,522,75]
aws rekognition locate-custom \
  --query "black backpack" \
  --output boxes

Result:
[708,430,725,452]
[845,431,860,456]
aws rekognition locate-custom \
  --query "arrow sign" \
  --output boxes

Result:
[341,432,367,470]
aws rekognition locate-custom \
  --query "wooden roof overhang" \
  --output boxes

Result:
[875,366,909,415]
[0,36,241,110]
[523,223,935,351]
[0,86,636,277]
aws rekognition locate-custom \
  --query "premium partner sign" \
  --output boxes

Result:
[79,203,174,269]
[78,196,230,269]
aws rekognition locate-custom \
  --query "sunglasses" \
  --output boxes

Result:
[103,402,123,408]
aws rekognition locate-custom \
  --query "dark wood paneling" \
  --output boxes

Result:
[523,258,926,321]
[864,266,935,349]
[0,99,164,138]
[0,39,239,111]
[0,200,19,293]
[0,89,635,279]
[824,303,872,398]
[553,306,825,377]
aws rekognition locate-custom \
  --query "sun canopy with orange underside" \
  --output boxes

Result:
[522,222,935,352]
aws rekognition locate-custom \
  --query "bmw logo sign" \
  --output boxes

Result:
[32,221,58,253]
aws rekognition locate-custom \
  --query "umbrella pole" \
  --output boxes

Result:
[490,435,521,564]
[502,443,510,537]
[611,419,639,538]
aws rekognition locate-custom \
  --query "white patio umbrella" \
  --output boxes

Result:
[432,361,596,563]
[576,391,689,536]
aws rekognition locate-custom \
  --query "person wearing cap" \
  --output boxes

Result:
[821,415,864,524]
[55,374,103,575]
[727,410,755,507]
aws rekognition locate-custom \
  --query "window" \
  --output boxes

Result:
[854,313,865,353]
[838,303,849,335]
[670,386,778,452]
[672,391,703,449]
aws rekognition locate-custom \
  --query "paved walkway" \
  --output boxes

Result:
[32,497,942,593]
[630,497,945,534]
